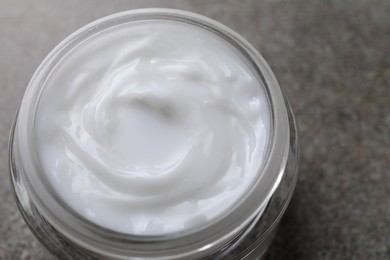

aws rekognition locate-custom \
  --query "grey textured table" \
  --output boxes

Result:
[0,0,389,259]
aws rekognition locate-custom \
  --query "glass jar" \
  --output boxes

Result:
[9,9,299,260]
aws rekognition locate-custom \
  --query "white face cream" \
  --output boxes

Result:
[34,20,271,235]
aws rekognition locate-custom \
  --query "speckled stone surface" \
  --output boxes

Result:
[0,0,389,259]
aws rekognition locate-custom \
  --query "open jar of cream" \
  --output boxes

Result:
[9,9,299,259]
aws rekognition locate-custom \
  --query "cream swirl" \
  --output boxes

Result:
[35,21,270,235]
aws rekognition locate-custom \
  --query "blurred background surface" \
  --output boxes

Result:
[0,0,389,259]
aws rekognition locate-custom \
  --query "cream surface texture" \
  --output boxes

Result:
[35,20,271,235]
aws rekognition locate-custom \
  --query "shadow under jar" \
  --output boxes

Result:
[9,9,299,260]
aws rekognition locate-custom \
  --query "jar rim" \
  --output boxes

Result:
[14,8,289,258]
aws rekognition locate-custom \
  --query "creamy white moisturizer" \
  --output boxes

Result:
[34,20,270,235]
